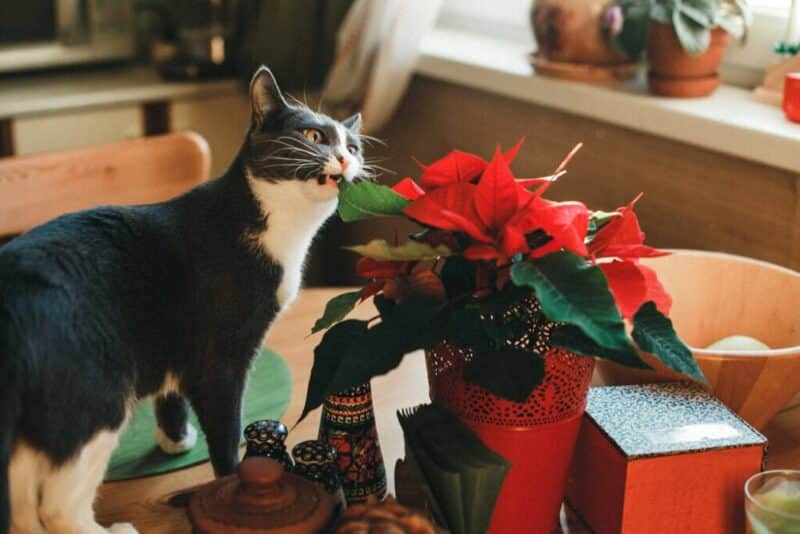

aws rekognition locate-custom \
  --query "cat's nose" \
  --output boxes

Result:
[337,155,349,171]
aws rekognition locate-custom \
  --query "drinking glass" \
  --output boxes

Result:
[746,470,800,533]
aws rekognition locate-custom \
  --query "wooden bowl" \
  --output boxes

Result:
[596,250,800,430]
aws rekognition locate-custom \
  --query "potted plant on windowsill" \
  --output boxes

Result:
[646,0,752,96]
[299,140,704,533]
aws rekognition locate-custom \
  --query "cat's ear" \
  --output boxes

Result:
[249,66,288,126]
[342,112,362,134]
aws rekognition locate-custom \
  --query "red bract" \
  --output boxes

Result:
[356,258,412,301]
[391,177,425,200]
[403,183,493,244]
[589,195,668,260]
[600,260,672,319]
[415,138,525,191]
[405,148,590,261]
[356,257,411,279]
[514,198,589,258]
[589,196,671,318]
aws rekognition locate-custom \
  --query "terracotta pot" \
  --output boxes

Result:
[425,295,595,533]
[532,0,629,64]
[647,22,732,97]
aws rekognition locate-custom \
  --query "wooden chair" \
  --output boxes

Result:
[0,132,211,238]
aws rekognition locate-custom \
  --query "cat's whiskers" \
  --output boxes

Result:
[267,139,321,160]
[358,134,387,147]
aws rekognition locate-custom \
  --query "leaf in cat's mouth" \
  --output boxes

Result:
[317,174,344,187]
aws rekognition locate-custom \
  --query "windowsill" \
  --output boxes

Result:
[415,27,800,175]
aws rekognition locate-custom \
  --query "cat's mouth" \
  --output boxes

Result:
[317,174,344,187]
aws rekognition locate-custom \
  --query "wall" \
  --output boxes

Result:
[311,76,800,285]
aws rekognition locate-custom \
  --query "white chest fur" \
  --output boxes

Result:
[247,175,337,311]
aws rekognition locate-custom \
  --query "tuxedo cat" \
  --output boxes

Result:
[0,66,363,534]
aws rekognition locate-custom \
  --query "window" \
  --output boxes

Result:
[436,0,797,88]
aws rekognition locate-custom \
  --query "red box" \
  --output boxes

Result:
[566,383,766,534]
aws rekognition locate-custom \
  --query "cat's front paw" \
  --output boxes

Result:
[156,422,198,455]
[108,522,139,534]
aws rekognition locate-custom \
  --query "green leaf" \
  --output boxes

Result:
[373,293,395,318]
[679,2,713,27]
[310,291,362,334]
[649,2,672,23]
[337,180,410,222]
[300,320,369,422]
[588,211,620,237]
[463,349,545,403]
[324,298,444,394]
[715,12,744,40]
[440,256,477,298]
[613,0,650,60]
[445,305,491,351]
[551,324,650,369]
[510,252,631,351]
[300,298,446,423]
[632,302,706,383]
[345,239,451,261]
[673,8,711,54]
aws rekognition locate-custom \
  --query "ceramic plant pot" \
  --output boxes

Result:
[647,22,732,97]
[425,294,595,533]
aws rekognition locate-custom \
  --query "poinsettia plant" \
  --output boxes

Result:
[299,140,703,421]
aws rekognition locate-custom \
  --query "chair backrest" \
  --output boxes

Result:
[0,132,211,237]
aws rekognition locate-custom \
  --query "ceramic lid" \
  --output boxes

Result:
[188,457,335,534]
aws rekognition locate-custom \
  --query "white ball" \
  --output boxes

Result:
[706,335,770,352]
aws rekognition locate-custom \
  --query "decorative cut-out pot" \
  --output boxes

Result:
[425,294,595,533]
[647,22,732,97]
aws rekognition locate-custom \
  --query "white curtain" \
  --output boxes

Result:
[322,0,444,133]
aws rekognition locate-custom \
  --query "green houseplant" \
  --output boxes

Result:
[648,0,751,96]
[300,140,704,532]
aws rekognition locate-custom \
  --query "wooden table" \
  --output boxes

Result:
[96,288,800,533]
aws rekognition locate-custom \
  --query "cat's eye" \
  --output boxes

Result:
[303,129,325,144]
[347,145,358,155]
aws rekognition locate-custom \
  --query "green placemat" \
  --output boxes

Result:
[105,348,292,481]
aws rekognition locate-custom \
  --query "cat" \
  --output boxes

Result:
[0,66,364,534]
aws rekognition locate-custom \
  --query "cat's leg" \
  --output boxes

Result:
[188,377,245,477]
[38,428,137,534]
[154,393,197,455]
[9,442,46,534]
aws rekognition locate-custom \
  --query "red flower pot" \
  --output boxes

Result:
[425,297,595,533]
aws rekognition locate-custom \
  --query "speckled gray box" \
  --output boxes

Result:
[586,382,766,458]
[566,382,768,534]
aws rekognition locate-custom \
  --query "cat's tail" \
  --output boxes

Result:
[0,313,19,534]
